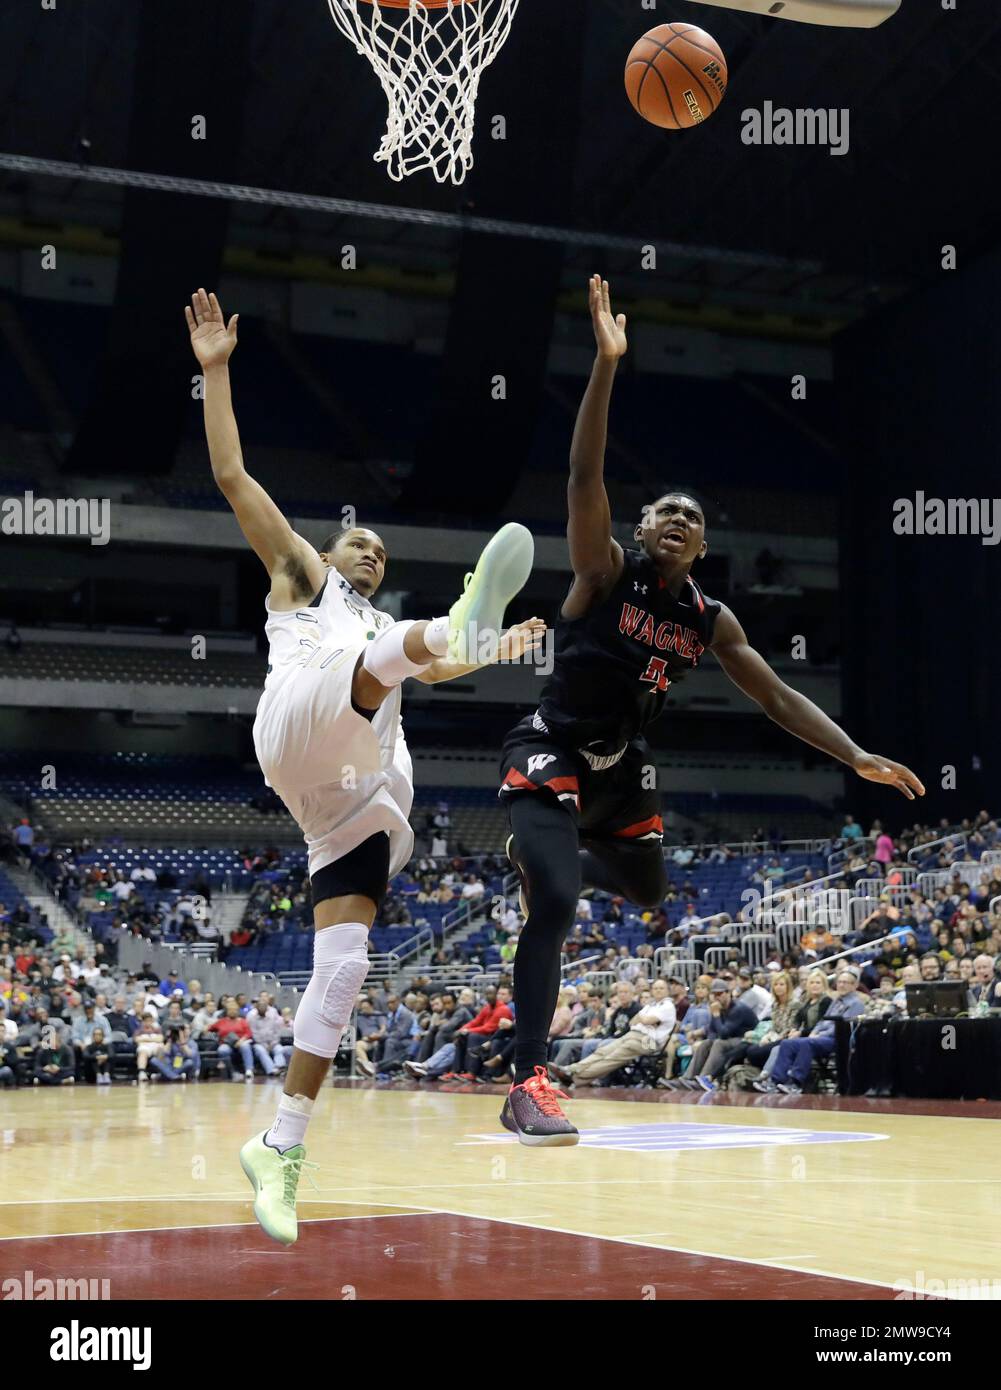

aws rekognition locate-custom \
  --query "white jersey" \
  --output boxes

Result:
[252,565,415,881]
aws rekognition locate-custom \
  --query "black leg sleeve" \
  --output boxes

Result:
[508,795,582,1083]
[579,840,668,909]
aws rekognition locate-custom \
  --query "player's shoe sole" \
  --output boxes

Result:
[447,522,534,664]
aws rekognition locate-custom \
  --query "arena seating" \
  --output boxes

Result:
[0,642,264,689]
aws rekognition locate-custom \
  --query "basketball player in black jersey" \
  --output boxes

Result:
[498,276,925,1145]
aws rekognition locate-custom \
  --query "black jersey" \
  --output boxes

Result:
[535,547,721,754]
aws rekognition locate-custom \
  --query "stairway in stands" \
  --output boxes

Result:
[5,861,92,952]
[211,890,251,942]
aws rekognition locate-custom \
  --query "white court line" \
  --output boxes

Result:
[0,1206,448,1243]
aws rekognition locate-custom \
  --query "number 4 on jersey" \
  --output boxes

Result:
[640,656,672,692]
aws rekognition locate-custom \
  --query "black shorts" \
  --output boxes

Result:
[310,832,390,910]
[498,714,663,846]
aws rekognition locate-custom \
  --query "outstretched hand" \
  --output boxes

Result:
[185,288,239,369]
[497,617,546,663]
[589,275,627,360]
[853,752,925,801]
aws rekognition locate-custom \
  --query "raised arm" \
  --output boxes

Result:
[711,605,925,800]
[186,289,324,600]
[563,277,627,618]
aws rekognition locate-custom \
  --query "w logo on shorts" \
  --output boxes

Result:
[527,754,557,776]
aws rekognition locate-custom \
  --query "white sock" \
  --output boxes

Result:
[265,1092,314,1153]
[422,615,450,657]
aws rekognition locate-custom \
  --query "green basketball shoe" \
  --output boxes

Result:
[239,1131,318,1246]
[447,522,535,664]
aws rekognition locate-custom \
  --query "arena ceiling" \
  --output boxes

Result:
[1,0,1000,319]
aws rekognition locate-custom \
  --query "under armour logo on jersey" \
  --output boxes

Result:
[634,582,648,594]
[527,754,557,776]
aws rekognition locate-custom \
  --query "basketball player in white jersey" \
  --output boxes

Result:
[186,289,541,1243]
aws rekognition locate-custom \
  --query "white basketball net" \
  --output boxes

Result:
[327,0,520,185]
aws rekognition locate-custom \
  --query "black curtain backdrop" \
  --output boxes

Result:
[401,0,585,519]
[64,0,251,478]
[837,247,1001,825]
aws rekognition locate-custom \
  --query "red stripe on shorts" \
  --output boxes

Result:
[502,767,538,791]
[614,814,664,838]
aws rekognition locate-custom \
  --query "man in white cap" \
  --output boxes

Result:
[769,966,866,1095]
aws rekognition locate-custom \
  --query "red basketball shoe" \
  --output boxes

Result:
[500,1066,579,1147]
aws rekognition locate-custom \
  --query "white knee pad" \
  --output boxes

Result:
[293,922,371,1059]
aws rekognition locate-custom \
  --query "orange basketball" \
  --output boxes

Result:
[624,23,727,131]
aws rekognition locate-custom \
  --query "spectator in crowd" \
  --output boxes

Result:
[919,952,943,982]
[873,823,895,871]
[12,819,34,865]
[33,1031,75,1085]
[246,994,289,1075]
[0,1000,17,1044]
[840,814,864,843]
[545,987,605,1069]
[661,977,712,1083]
[441,986,514,1082]
[356,993,414,1077]
[85,1026,112,1085]
[404,988,477,1077]
[104,994,137,1037]
[678,903,701,933]
[150,1026,200,1082]
[205,1001,255,1080]
[160,999,188,1033]
[549,978,675,1087]
[0,1028,19,1087]
[968,954,997,1008]
[734,966,772,1020]
[892,962,921,1012]
[682,979,759,1090]
[71,1000,110,1066]
[738,970,798,1085]
[766,967,866,1095]
[477,1008,517,1081]
[133,1014,166,1082]
[157,969,186,1000]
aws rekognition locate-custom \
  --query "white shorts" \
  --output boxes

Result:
[253,641,415,882]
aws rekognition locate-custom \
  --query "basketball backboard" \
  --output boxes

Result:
[691,0,900,27]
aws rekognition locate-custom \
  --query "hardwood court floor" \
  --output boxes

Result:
[2,1081,999,1300]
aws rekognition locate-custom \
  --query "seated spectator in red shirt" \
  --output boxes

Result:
[206,1000,255,1078]
[442,986,513,1081]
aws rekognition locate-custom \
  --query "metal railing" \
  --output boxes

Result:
[738,933,778,968]
[827,836,875,874]
[652,950,701,986]
[703,946,735,972]
[906,832,967,865]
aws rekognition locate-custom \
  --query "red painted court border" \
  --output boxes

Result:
[0,1212,900,1300]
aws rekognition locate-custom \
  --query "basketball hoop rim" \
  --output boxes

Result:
[356,0,475,9]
